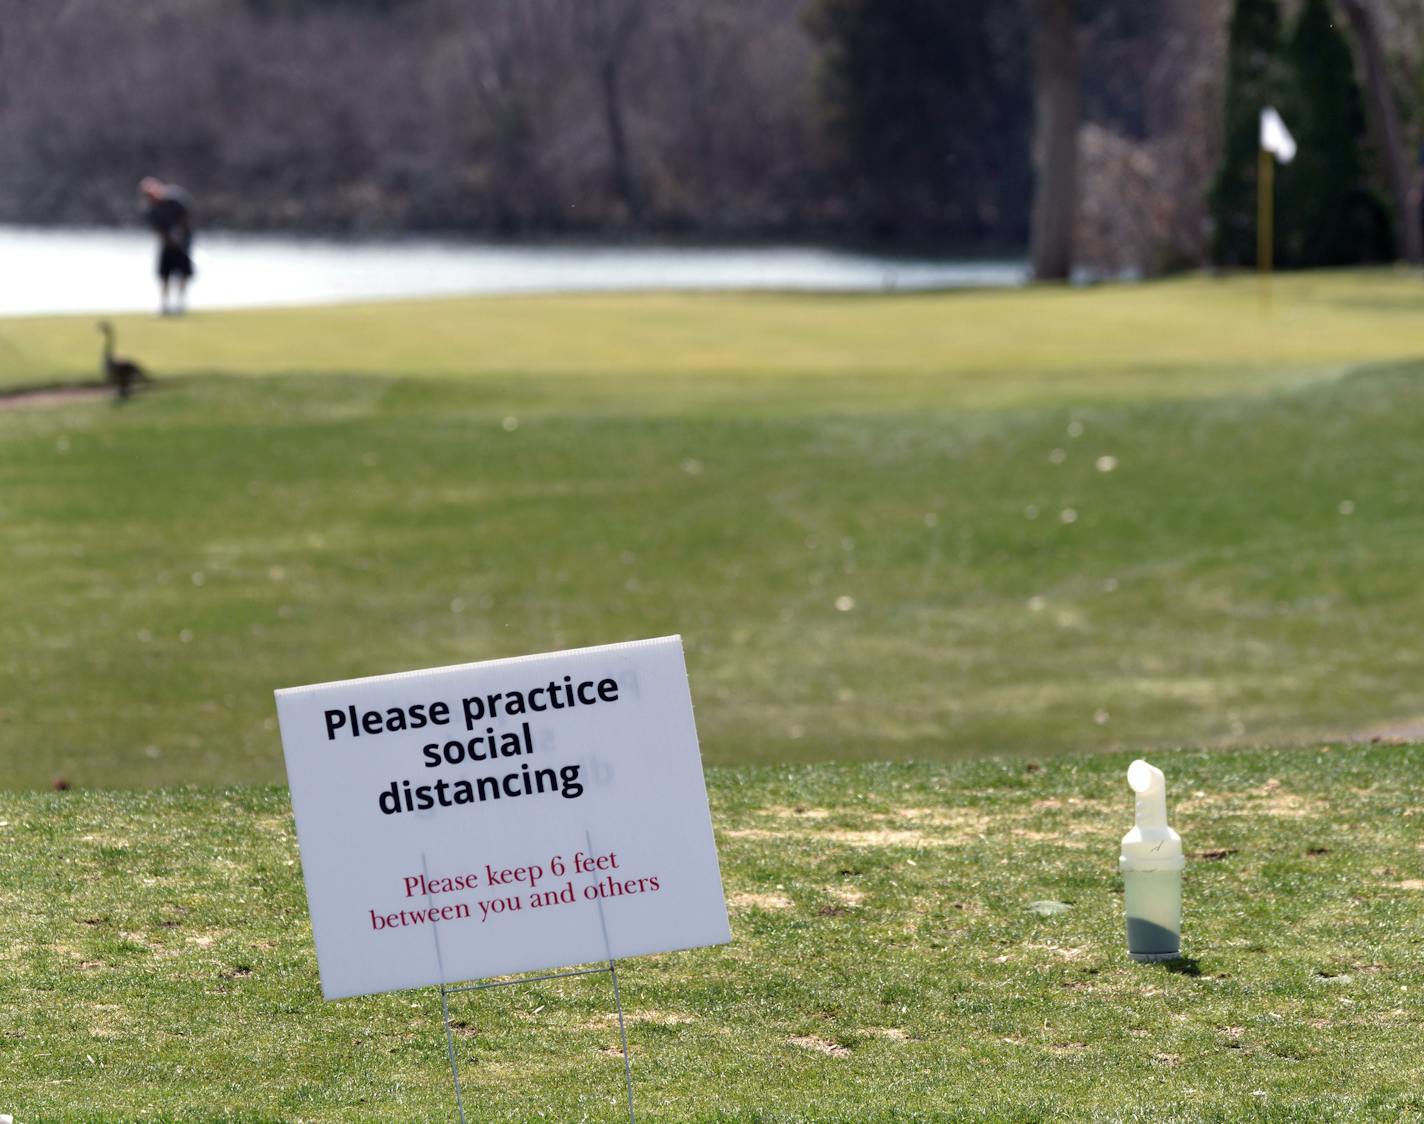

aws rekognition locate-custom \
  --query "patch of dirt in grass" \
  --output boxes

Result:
[827,884,865,907]
[1026,941,1088,961]
[758,805,829,821]
[892,806,988,828]
[1152,1052,1182,1066]
[595,1010,695,1027]
[118,930,178,957]
[1180,781,1326,819]
[1049,1041,1088,1055]
[79,833,132,848]
[1353,716,1424,743]
[822,828,931,847]
[0,385,111,411]
[728,890,793,911]
[1011,829,1091,849]
[865,1027,909,1041]
[1390,879,1424,890]
[1253,778,1327,818]
[731,806,991,848]
[788,1035,851,1058]
[725,825,952,848]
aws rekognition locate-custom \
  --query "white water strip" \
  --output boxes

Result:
[0,225,1026,317]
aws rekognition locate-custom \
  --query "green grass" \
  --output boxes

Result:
[4,273,1424,1119]
[4,271,1424,786]
[2,743,1421,1121]
[3,271,1424,403]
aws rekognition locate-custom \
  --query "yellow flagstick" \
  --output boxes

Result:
[1257,144,1274,313]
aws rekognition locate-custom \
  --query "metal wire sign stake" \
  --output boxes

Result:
[427,833,637,1124]
[437,961,635,1124]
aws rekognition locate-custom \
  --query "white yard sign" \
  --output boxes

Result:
[275,636,730,999]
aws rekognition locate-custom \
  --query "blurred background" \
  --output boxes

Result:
[3,0,1424,789]
[2,0,1418,278]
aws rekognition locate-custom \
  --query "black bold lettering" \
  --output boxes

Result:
[476,775,501,802]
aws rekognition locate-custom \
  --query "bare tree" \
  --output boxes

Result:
[1338,0,1421,263]
[574,0,651,223]
[1029,0,1079,280]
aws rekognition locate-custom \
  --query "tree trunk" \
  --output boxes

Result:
[600,54,640,220]
[1337,0,1421,264]
[1029,0,1078,281]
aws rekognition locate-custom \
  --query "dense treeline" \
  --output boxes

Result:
[0,0,1187,254]
[0,0,1418,268]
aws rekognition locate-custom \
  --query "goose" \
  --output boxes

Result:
[97,321,147,400]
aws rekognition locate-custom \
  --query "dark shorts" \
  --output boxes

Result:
[158,243,194,280]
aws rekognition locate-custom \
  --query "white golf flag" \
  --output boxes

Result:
[1260,107,1296,164]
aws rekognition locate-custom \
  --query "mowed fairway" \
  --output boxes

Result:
[3,271,1424,787]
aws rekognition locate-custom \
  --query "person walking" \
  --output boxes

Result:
[139,177,195,316]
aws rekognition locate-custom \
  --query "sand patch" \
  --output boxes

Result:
[1390,879,1424,890]
[865,1027,909,1041]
